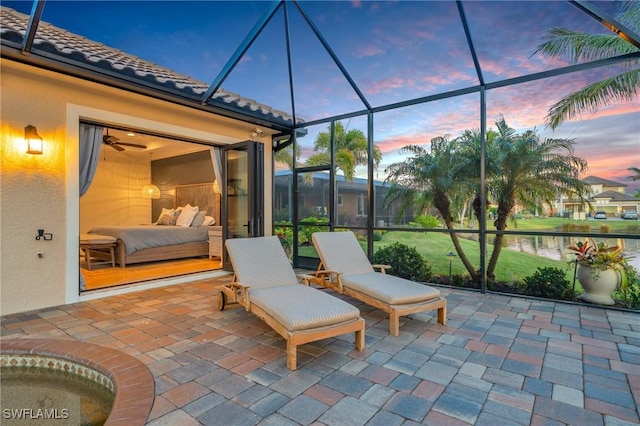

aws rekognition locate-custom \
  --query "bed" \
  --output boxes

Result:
[87,182,220,268]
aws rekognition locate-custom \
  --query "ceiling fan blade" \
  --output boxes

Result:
[110,144,125,152]
[103,135,120,144]
[116,142,147,149]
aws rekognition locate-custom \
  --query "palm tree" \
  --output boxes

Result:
[384,136,480,281]
[384,116,588,284]
[532,3,640,129]
[628,166,640,181]
[483,117,588,280]
[305,121,382,180]
[274,140,300,170]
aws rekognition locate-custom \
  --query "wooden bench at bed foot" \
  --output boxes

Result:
[80,234,117,270]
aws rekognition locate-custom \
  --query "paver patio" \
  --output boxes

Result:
[2,273,639,425]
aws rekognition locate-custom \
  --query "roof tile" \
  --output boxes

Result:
[0,6,297,124]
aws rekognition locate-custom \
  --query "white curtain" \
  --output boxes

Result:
[79,123,104,290]
[209,146,222,193]
[79,124,104,195]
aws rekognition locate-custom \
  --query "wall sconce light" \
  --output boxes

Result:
[25,125,43,154]
[251,128,265,139]
[142,184,161,199]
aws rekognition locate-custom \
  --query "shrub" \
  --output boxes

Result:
[299,217,327,244]
[372,230,385,241]
[625,224,640,235]
[523,267,572,300]
[449,274,478,289]
[373,243,432,282]
[561,223,590,232]
[274,225,293,256]
[614,264,640,309]
[413,214,440,228]
[600,224,610,233]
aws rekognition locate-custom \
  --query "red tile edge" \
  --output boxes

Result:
[1,339,154,426]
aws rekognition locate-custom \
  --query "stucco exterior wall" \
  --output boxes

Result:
[1,59,274,315]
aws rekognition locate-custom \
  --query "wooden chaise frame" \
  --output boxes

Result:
[310,231,447,337]
[218,274,365,370]
[309,264,446,336]
[220,236,365,370]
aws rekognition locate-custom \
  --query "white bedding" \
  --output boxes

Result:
[88,225,209,255]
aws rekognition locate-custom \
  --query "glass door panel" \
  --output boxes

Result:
[227,149,249,239]
[222,141,264,269]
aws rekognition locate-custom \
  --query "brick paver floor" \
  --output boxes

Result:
[2,273,639,425]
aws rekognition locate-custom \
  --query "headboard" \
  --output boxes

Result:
[175,182,220,224]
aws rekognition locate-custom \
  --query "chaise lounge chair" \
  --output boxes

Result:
[222,236,365,370]
[311,231,447,336]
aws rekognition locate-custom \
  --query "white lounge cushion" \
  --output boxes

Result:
[226,236,299,289]
[80,233,116,245]
[251,285,360,331]
[312,231,374,275]
[341,272,440,305]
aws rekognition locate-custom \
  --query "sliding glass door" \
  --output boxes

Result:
[222,141,264,269]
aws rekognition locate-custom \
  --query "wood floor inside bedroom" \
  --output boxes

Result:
[80,257,223,290]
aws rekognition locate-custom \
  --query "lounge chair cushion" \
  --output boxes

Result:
[312,231,374,276]
[251,285,360,331]
[341,272,441,305]
[226,236,299,289]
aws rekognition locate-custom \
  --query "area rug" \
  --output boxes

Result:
[81,258,222,290]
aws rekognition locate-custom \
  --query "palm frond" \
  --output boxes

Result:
[618,3,640,32]
[545,69,640,129]
[532,28,638,62]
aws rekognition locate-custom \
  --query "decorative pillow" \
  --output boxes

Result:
[202,216,216,226]
[155,208,175,224]
[190,210,206,227]
[175,204,199,227]
[156,214,174,226]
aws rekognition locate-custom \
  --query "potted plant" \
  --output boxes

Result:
[568,239,630,305]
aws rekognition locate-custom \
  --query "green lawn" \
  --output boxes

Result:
[374,231,573,284]
[297,229,576,284]
[292,216,640,287]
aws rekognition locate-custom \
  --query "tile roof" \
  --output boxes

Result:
[591,189,639,201]
[0,6,298,125]
[582,175,628,188]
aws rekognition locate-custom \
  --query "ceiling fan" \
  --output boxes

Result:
[102,129,147,151]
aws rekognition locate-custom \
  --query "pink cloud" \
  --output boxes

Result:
[357,45,385,58]
[414,30,435,41]
[365,76,408,95]
[375,134,428,154]
[351,1,362,8]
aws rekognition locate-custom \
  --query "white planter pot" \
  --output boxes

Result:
[577,264,620,306]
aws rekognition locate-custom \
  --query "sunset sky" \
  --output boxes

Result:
[6,0,639,190]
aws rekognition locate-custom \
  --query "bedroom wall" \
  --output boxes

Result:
[151,151,216,223]
[1,59,274,315]
[80,147,152,233]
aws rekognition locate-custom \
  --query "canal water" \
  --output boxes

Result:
[504,235,640,270]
